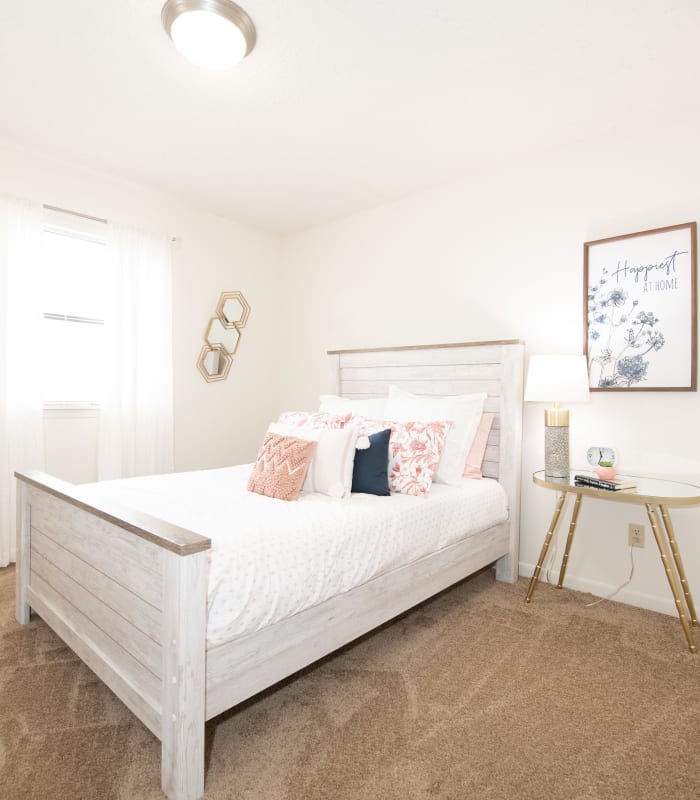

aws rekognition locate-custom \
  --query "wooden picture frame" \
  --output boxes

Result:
[584,221,697,391]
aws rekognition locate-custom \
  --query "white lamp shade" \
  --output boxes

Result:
[524,355,590,404]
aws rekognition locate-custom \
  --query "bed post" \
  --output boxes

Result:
[16,480,31,624]
[161,549,208,800]
[494,341,524,583]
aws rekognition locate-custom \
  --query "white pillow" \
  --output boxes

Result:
[319,394,387,419]
[384,386,486,486]
[268,422,358,498]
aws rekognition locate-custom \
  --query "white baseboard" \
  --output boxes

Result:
[518,561,677,618]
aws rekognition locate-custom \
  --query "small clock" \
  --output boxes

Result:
[586,446,617,467]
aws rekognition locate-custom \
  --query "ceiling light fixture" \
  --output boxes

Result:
[161,0,256,70]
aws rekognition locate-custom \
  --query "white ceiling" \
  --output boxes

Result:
[1,1,699,235]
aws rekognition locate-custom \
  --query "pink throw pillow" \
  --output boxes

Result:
[247,432,317,501]
[463,413,495,479]
[350,416,450,496]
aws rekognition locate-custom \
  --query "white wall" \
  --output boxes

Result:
[0,142,282,477]
[279,122,700,618]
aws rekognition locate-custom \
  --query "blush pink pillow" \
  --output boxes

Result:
[350,416,451,497]
[247,432,317,501]
[463,413,495,479]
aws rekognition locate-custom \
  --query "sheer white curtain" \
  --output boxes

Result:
[0,196,45,565]
[98,223,174,480]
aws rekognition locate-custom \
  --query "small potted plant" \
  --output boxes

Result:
[596,460,616,480]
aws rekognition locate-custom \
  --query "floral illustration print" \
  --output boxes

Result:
[587,267,666,387]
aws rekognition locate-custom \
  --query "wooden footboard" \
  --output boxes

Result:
[15,471,211,800]
[16,469,511,800]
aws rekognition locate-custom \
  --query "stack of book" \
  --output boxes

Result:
[574,473,637,492]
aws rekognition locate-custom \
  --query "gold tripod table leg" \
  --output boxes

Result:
[557,492,583,589]
[659,505,698,626]
[526,491,566,604]
[646,504,697,654]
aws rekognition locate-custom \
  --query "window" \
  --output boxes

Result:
[41,209,108,405]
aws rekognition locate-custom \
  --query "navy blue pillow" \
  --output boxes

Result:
[352,428,391,495]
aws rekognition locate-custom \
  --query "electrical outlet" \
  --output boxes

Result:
[628,523,645,548]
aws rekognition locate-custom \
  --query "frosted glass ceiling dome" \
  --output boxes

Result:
[162,0,256,70]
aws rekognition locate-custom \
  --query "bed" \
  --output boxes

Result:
[15,340,524,800]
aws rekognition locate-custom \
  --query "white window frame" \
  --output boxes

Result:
[41,207,108,413]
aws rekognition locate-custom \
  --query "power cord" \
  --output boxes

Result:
[538,496,635,604]
[583,545,636,607]
[544,528,559,585]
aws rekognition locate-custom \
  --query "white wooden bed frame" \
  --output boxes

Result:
[15,340,524,800]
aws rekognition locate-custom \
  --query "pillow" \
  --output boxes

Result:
[277,410,350,430]
[351,428,391,496]
[319,394,387,419]
[463,413,496,479]
[269,422,358,498]
[351,416,451,497]
[247,432,317,501]
[384,385,486,486]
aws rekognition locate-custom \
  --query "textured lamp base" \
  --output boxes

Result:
[545,425,569,479]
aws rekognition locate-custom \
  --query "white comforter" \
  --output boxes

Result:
[84,465,508,648]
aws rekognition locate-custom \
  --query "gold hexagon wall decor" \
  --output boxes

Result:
[197,290,250,382]
[205,316,241,355]
[197,344,232,382]
[216,291,250,328]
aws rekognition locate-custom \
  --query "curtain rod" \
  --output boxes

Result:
[43,203,108,225]
[43,203,179,244]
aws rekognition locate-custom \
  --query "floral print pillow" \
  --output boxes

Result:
[277,410,351,430]
[350,415,451,496]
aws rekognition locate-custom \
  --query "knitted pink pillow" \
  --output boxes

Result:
[247,432,317,501]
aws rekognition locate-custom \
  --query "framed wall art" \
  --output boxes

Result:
[584,221,697,391]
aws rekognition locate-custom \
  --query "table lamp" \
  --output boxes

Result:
[524,354,590,478]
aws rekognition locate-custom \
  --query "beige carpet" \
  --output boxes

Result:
[1,563,699,800]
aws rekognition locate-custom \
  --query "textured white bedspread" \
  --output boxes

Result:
[84,466,508,648]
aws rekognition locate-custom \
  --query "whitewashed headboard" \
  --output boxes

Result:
[326,340,524,581]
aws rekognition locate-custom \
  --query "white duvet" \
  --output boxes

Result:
[83,465,508,648]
